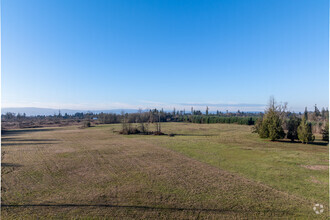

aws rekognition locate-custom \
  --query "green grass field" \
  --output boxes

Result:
[1,123,329,219]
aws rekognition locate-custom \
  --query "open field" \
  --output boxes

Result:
[1,123,329,219]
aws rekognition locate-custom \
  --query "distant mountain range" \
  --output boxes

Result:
[1,107,140,116]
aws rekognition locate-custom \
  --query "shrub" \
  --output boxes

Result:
[119,125,141,135]
[83,121,91,128]
[252,118,263,133]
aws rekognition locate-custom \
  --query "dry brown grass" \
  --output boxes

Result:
[1,124,327,219]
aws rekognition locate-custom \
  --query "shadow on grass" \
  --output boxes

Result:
[170,134,217,137]
[1,128,57,136]
[1,163,22,167]
[1,138,58,142]
[275,140,328,146]
[1,203,293,215]
[1,142,54,146]
[308,142,329,146]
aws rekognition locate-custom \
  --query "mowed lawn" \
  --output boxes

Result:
[1,123,328,219]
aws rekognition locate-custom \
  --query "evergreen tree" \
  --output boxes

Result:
[247,117,254,125]
[314,104,321,117]
[297,116,315,144]
[258,108,285,141]
[321,107,326,119]
[304,107,308,120]
[267,110,286,141]
[322,121,329,142]
[286,115,301,142]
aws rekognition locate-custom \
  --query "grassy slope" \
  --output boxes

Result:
[1,123,329,219]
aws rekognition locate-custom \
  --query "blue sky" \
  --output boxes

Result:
[2,0,329,112]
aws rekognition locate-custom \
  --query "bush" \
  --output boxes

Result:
[153,131,165,135]
[83,121,91,128]
[120,122,140,135]
[252,118,263,133]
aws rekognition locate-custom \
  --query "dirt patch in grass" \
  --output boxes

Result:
[309,176,323,184]
[301,165,328,170]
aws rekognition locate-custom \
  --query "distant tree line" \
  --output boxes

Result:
[2,101,328,141]
[176,115,257,125]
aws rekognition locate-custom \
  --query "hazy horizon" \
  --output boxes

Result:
[1,101,328,113]
[2,102,328,115]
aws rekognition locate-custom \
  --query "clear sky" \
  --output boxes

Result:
[2,0,329,112]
